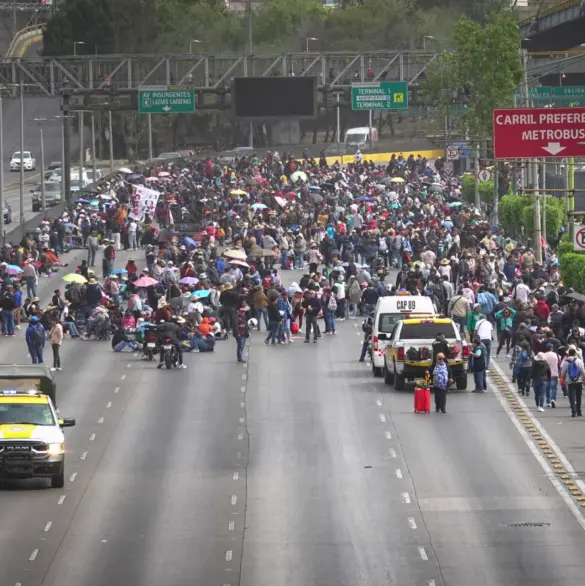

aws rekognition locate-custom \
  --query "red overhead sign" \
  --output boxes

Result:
[493,107,585,159]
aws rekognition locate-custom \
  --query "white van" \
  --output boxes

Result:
[370,295,436,377]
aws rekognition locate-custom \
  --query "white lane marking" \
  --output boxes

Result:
[233,472,239,480]
[57,495,66,505]
[240,402,245,408]
[379,414,386,423]
[80,452,87,460]
[408,517,417,529]
[385,431,392,440]
[237,434,244,440]
[228,521,235,531]
[418,546,428,561]
[89,433,96,442]
[242,374,247,381]
[133,353,137,358]
[489,365,585,532]
[429,581,436,586]
[236,452,242,459]
[16,582,22,586]
[401,492,411,504]
[97,417,104,424]
[121,374,126,380]
[29,549,39,561]
[239,417,245,424]
[491,361,585,495]
[69,472,78,482]
[106,401,112,408]
[231,495,237,505]
[240,386,246,393]
[43,521,52,532]
[127,363,132,368]
[396,469,403,479]
[114,386,120,394]
[376,399,382,406]
[225,550,233,562]
[389,448,397,458]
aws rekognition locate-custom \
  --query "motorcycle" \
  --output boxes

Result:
[160,337,179,370]
[142,331,159,361]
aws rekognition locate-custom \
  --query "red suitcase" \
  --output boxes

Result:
[414,387,431,413]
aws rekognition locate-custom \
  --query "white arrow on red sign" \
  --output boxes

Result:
[541,142,566,155]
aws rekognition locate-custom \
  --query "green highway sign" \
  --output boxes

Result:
[351,81,408,111]
[514,86,585,106]
[138,86,196,114]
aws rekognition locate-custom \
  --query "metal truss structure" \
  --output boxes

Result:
[0,50,439,98]
[0,2,53,10]
[519,0,582,37]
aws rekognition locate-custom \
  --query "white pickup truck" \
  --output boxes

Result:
[383,317,469,391]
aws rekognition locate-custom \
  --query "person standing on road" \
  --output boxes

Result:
[561,348,585,417]
[531,352,551,412]
[23,258,38,300]
[49,318,63,372]
[470,338,487,393]
[235,307,249,363]
[1,286,15,336]
[25,316,46,364]
[432,353,452,413]
[474,313,494,370]
[302,289,320,343]
[495,306,516,357]
[87,232,99,267]
[543,343,560,408]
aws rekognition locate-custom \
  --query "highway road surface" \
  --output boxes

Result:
[0,256,584,585]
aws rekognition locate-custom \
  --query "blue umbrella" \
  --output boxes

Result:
[355,196,372,202]
[183,236,197,247]
[251,203,268,210]
[90,200,100,207]
[74,199,89,204]
[127,173,142,180]
[192,290,211,298]
[111,268,128,275]
[64,222,77,230]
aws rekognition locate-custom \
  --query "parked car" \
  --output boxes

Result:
[45,161,62,180]
[10,151,36,172]
[32,181,62,212]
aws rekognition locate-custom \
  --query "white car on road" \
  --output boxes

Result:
[10,151,36,172]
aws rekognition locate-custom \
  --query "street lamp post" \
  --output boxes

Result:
[33,118,48,214]
[423,35,435,50]
[73,41,86,56]
[189,39,202,54]
[305,37,318,52]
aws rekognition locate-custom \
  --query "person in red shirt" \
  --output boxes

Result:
[534,295,551,323]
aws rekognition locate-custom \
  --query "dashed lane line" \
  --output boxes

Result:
[418,546,428,561]
[120,374,126,381]
[225,550,233,562]
[385,431,392,439]
[28,549,38,562]
[43,521,52,533]
[89,433,96,441]
[396,469,403,479]
[228,521,235,531]
[69,472,77,482]
[389,448,397,458]
[57,495,66,505]
[231,495,237,505]
[80,452,87,460]
[379,414,387,423]
[97,417,104,424]
[106,401,112,408]
[114,386,120,394]
[408,517,417,529]
[232,472,239,480]
[401,492,411,504]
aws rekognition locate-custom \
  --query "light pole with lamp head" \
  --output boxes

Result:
[189,39,202,54]
[73,41,86,56]
[33,117,48,214]
[305,37,318,52]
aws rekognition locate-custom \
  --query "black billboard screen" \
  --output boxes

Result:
[232,77,317,119]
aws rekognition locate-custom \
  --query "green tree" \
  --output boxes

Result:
[423,11,523,140]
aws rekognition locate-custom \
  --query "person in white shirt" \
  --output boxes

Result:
[475,314,494,366]
[127,218,138,250]
[513,280,531,304]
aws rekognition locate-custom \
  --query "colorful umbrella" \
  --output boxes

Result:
[183,236,197,247]
[291,171,307,182]
[390,177,405,183]
[192,290,211,298]
[230,259,249,268]
[5,264,22,276]
[251,203,268,210]
[119,167,132,174]
[134,276,158,288]
[230,189,247,195]
[62,273,87,284]
[145,177,160,182]
[158,171,171,177]
[179,276,199,285]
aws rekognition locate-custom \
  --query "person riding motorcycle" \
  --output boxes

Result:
[156,317,186,369]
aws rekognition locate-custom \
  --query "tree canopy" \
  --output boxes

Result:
[423,11,523,140]
[43,0,508,56]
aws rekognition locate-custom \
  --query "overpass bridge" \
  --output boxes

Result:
[520,0,585,51]
[0,50,438,97]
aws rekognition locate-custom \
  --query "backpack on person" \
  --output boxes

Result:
[327,294,337,311]
[33,325,45,346]
[568,359,581,382]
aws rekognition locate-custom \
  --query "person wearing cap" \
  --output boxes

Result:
[25,316,46,364]
[531,352,551,412]
[432,353,452,413]
[102,239,116,279]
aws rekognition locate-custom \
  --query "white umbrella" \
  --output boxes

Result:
[230,259,250,268]
[119,167,132,174]
[158,171,171,177]
[224,249,247,261]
